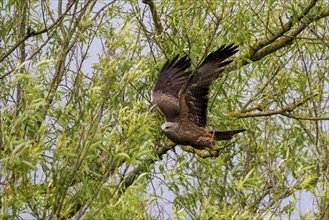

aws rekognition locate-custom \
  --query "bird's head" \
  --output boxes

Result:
[161,122,178,133]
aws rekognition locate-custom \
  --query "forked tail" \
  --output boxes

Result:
[210,129,246,140]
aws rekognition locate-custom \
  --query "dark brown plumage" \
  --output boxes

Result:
[153,44,245,151]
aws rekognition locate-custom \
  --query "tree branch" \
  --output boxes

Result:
[280,113,329,121]
[225,4,329,74]
[142,0,163,35]
[247,7,329,63]
[121,144,175,189]
[248,0,318,57]
[229,94,320,119]
[0,0,76,64]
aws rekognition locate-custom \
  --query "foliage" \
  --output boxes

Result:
[0,0,328,219]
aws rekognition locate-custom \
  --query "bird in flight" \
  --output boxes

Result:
[153,44,245,154]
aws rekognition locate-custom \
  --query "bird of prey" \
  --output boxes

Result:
[153,44,245,152]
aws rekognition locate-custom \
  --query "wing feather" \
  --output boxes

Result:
[153,55,191,122]
[179,44,238,126]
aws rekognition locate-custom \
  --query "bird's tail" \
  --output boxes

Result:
[209,129,246,141]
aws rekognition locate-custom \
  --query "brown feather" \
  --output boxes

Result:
[153,45,245,153]
[153,55,191,122]
[179,44,238,127]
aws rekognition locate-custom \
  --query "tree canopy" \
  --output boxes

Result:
[0,0,328,219]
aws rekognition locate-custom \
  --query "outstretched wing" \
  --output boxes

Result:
[179,44,238,126]
[153,55,191,122]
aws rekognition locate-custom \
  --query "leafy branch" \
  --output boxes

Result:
[228,94,329,120]
[0,0,76,64]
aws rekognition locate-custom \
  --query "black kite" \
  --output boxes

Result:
[153,44,245,152]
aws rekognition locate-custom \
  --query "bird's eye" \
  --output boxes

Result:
[164,125,171,130]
